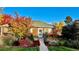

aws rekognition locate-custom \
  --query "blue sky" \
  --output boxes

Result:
[2,7,79,23]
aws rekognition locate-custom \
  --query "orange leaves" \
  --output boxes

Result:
[55,22,65,30]
[0,14,32,38]
[0,14,4,24]
[0,14,13,25]
[10,16,32,38]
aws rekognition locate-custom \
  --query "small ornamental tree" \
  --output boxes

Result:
[10,17,32,38]
[0,14,32,38]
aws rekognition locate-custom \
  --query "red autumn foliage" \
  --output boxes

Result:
[1,14,13,25]
[19,38,32,47]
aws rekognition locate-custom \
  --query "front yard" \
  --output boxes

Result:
[0,47,39,51]
[48,46,78,51]
[0,46,77,51]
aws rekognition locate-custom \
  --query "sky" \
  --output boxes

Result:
[1,7,79,24]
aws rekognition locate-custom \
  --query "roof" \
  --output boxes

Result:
[32,20,53,28]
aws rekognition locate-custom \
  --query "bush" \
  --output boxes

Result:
[28,34,34,41]
[63,39,79,49]
[57,40,65,46]
[2,33,16,46]
[3,39,14,46]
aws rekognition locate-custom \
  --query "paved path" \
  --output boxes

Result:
[39,38,48,51]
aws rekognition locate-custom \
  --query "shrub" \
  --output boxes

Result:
[2,33,16,46]
[28,34,34,41]
[57,40,65,46]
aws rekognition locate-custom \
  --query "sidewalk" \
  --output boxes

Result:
[39,38,48,51]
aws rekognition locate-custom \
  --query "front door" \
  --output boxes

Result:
[38,28,43,38]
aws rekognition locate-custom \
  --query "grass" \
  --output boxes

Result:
[0,46,78,51]
[48,46,78,51]
[0,47,39,51]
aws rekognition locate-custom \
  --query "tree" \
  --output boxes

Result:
[0,13,32,39]
[65,16,72,24]
[10,17,32,38]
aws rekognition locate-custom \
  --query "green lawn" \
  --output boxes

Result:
[0,47,39,51]
[0,46,78,51]
[48,46,78,51]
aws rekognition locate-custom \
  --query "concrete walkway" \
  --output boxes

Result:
[39,38,48,51]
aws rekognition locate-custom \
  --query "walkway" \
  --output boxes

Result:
[39,38,48,51]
